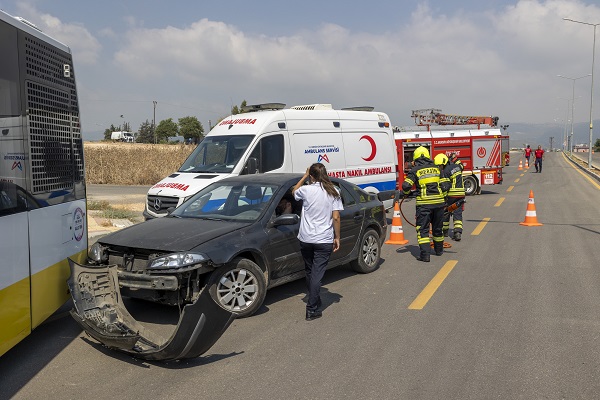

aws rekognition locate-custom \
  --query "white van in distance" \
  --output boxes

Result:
[143,103,398,219]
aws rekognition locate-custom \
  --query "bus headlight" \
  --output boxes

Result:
[88,242,108,263]
[148,252,209,270]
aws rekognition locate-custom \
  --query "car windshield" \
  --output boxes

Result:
[171,182,279,222]
[178,135,254,173]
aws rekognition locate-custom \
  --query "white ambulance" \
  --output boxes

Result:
[143,103,398,219]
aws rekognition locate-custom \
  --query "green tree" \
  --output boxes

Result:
[103,124,118,141]
[230,100,248,115]
[178,116,204,144]
[155,118,179,143]
[594,138,600,151]
[136,120,154,143]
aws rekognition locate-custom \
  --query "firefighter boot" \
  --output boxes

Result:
[443,229,449,237]
[416,244,431,262]
[433,241,444,256]
[453,231,462,241]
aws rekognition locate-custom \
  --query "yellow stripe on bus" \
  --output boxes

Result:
[0,277,31,357]
[30,249,87,329]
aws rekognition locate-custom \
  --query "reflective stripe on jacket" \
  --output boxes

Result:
[402,158,447,206]
[443,161,465,198]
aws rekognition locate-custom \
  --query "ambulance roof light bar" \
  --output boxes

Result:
[341,106,375,112]
[241,103,286,112]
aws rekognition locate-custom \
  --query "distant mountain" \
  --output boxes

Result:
[503,119,599,150]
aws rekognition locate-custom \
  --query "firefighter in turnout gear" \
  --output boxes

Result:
[436,152,466,241]
[402,146,450,262]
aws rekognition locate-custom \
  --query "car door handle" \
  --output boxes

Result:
[353,213,362,220]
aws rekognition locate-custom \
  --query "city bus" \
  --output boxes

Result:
[0,10,87,356]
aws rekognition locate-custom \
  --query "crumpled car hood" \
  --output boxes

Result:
[97,217,251,252]
[67,259,234,361]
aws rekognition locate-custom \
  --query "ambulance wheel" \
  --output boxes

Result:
[208,257,267,318]
[350,229,381,274]
[463,176,478,196]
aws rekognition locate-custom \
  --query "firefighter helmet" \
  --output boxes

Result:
[413,146,430,160]
[448,152,458,163]
[434,153,448,166]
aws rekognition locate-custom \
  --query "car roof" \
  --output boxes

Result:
[217,173,305,186]
[216,173,355,188]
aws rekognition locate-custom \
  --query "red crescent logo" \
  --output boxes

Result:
[477,147,486,158]
[360,135,377,161]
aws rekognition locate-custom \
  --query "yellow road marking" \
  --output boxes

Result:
[514,178,520,183]
[520,173,524,177]
[408,260,458,310]
[507,186,514,192]
[471,218,490,235]
[494,197,505,207]
[562,153,600,190]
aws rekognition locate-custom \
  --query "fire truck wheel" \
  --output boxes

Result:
[463,176,478,196]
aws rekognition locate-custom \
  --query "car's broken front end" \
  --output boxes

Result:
[88,242,215,305]
[67,258,234,361]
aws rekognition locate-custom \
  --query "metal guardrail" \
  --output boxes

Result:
[565,152,600,183]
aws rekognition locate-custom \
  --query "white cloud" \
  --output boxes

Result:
[108,0,600,125]
[15,2,101,65]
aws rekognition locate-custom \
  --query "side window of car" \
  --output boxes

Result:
[352,186,371,203]
[339,185,356,206]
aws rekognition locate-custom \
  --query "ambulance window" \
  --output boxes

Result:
[247,135,284,173]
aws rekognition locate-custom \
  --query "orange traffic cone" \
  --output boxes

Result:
[518,159,523,170]
[385,200,409,245]
[525,159,529,169]
[520,190,543,226]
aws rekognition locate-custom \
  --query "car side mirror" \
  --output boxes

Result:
[247,157,258,174]
[270,213,299,227]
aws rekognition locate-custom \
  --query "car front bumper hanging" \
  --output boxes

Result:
[67,259,235,361]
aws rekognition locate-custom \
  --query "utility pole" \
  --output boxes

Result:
[549,136,554,151]
[153,100,157,144]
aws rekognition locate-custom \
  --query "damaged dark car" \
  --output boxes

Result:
[85,173,387,318]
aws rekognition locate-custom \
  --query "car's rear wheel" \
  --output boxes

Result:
[350,229,381,273]
[208,257,267,318]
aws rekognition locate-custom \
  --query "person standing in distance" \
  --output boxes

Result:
[534,145,545,173]
[402,146,449,262]
[524,144,532,166]
[292,163,343,321]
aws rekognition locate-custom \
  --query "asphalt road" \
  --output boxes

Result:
[2,152,600,399]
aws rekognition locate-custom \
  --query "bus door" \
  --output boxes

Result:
[0,118,32,355]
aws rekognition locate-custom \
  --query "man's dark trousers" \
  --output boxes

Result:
[300,242,333,312]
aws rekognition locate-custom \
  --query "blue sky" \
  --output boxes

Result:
[1,0,600,143]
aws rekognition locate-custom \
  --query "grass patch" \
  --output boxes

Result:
[88,200,139,221]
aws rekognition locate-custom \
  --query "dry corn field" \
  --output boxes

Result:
[84,142,195,185]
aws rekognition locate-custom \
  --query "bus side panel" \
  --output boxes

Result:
[0,213,31,357]
[28,201,87,328]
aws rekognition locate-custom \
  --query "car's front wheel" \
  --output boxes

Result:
[208,257,267,318]
[350,229,381,273]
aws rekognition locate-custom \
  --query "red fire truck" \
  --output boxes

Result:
[394,109,510,195]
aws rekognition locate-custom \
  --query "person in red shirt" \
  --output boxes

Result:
[534,145,545,173]
[524,145,532,165]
